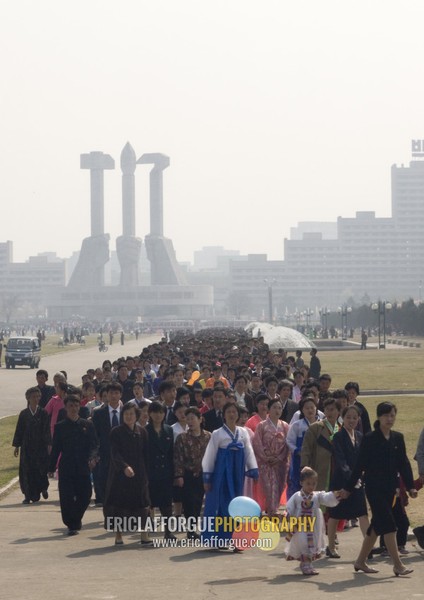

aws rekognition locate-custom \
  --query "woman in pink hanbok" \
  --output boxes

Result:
[252,399,290,515]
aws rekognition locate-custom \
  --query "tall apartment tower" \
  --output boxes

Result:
[391,140,424,297]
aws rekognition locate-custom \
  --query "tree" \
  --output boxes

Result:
[228,292,252,319]
[0,293,21,324]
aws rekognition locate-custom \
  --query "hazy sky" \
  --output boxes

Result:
[2,0,424,264]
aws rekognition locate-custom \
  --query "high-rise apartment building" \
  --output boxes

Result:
[230,142,424,313]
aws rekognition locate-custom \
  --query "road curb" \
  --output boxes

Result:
[0,476,19,499]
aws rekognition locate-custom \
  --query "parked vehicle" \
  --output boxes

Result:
[5,337,41,369]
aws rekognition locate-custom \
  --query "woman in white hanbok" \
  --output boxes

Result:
[202,402,258,548]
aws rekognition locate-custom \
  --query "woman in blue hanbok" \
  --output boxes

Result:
[202,402,258,548]
[287,396,320,499]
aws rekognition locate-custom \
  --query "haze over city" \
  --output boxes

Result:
[2,0,424,264]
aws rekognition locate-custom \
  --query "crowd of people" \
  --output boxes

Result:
[11,328,424,577]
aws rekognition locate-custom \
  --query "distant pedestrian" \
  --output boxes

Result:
[13,387,51,504]
[360,330,368,350]
[309,348,321,379]
[295,350,304,369]
[121,331,125,346]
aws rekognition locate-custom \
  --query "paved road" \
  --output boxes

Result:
[1,481,423,600]
[0,334,162,418]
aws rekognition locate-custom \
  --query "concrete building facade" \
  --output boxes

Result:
[0,242,66,317]
[229,143,424,314]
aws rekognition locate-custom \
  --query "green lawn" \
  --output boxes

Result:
[317,347,424,391]
[318,349,424,524]
[33,334,99,357]
[0,416,18,489]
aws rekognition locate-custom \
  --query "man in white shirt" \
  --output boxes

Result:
[292,370,305,403]
[234,375,255,415]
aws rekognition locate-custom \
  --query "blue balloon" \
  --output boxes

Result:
[228,496,261,519]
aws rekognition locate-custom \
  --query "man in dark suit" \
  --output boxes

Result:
[115,364,135,403]
[278,380,298,423]
[159,381,177,426]
[48,395,98,535]
[91,381,123,505]
[126,356,136,380]
[203,385,226,432]
[309,348,321,379]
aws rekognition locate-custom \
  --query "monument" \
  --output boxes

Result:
[68,151,114,288]
[48,143,212,319]
[138,152,187,285]
[116,143,142,286]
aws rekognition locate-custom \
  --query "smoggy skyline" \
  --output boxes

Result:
[2,0,424,264]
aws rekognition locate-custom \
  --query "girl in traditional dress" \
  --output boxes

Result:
[285,467,339,575]
[252,399,290,515]
[202,402,258,549]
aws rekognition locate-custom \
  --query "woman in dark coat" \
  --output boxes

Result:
[13,387,51,504]
[326,405,369,558]
[145,401,175,540]
[103,403,150,545]
[341,401,417,576]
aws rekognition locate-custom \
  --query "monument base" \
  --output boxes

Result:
[47,284,213,319]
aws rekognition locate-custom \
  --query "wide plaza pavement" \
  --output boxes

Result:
[1,479,423,600]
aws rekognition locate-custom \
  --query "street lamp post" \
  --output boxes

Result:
[371,300,392,349]
[319,307,330,335]
[294,311,301,330]
[338,305,352,340]
[264,278,276,324]
[303,308,314,335]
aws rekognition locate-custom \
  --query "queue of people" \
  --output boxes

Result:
[11,328,424,577]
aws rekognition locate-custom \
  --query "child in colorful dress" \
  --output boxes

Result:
[285,467,340,575]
